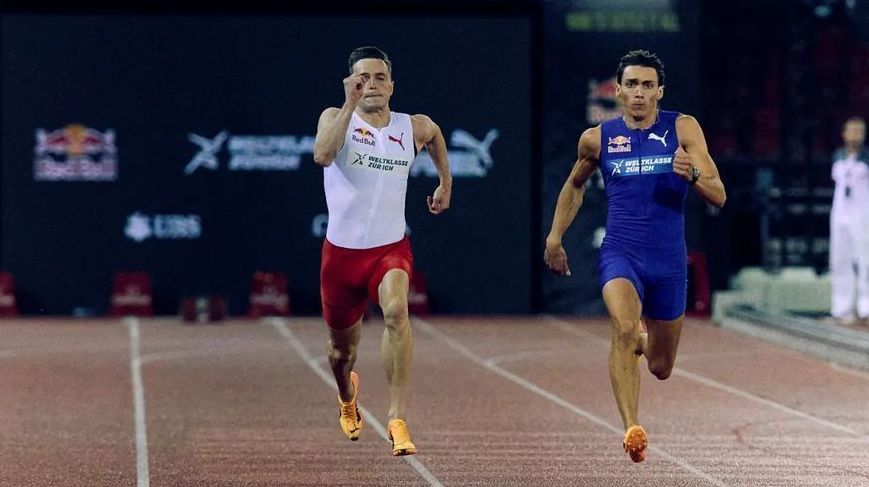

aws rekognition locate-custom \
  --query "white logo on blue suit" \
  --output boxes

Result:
[648,130,668,147]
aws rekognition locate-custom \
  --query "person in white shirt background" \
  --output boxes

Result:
[829,116,869,326]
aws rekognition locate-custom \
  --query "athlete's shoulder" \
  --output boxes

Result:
[674,113,705,136]
[410,113,436,137]
[673,111,698,124]
[409,113,432,125]
[318,106,343,123]
[579,125,602,156]
[832,147,847,161]
[581,124,602,139]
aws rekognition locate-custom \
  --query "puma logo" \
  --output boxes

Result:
[648,130,668,147]
[388,132,405,150]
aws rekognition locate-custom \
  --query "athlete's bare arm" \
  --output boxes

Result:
[544,126,601,276]
[673,114,727,208]
[412,114,452,214]
[313,74,365,166]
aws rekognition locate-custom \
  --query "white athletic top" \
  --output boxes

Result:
[324,111,415,249]
[831,148,869,223]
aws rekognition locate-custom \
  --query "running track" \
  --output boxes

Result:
[0,316,866,486]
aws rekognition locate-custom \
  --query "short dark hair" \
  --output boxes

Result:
[616,50,665,87]
[348,46,392,74]
[845,116,865,127]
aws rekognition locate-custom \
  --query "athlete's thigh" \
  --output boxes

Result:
[599,246,645,323]
[368,237,413,306]
[602,278,643,325]
[377,269,410,308]
[642,263,686,321]
[642,274,686,363]
[644,315,683,363]
[321,240,370,329]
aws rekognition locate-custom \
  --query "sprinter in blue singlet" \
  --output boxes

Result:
[544,50,727,463]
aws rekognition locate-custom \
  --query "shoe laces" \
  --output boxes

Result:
[339,400,357,420]
[389,420,410,442]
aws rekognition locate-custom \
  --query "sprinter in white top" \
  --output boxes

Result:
[313,46,451,456]
[830,117,869,324]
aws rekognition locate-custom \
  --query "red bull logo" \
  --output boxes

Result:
[36,124,112,156]
[351,126,376,147]
[588,77,618,101]
[607,135,632,154]
[34,124,118,181]
[587,76,622,125]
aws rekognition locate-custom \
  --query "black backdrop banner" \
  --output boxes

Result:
[1,14,533,315]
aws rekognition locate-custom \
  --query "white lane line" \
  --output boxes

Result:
[546,317,864,438]
[269,318,444,487]
[125,317,150,487]
[486,350,558,367]
[413,318,729,487]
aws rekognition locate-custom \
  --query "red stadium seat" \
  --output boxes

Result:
[248,271,291,318]
[109,272,153,317]
[687,252,711,316]
[0,272,19,317]
[408,271,430,315]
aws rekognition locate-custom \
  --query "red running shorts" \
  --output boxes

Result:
[320,236,413,329]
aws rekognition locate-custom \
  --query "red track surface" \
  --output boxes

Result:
[0,316,867,486]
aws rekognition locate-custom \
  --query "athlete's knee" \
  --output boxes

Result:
[611,319,641,350]
[382,293,409,324]
[647,357,674,380]
[327,335,357,363]
[328,344,355,364]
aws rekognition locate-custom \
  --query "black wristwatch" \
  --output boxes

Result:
[689,166,700,185]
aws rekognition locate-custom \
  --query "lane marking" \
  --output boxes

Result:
[486,350,559,367]
[125,317,150,487]
[269,318,444,487]
[413,318,729,487]
[546,317,864,438]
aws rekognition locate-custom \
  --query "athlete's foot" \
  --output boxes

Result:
[623,424,648,463]
[387,419,417,456]
[337,371,364,441]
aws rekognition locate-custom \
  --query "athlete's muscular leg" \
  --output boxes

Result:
[644,316,683,380]
[328,318,363,402]
[602,278,644,430]
[378,269,412,421]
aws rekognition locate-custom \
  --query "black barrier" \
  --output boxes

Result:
[1,14,533,315]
